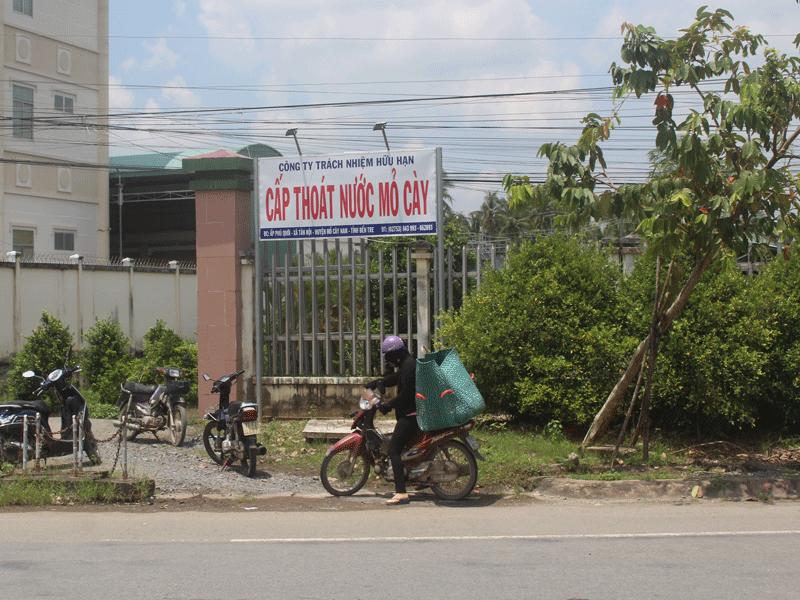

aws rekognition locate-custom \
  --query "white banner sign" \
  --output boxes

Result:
[257,148,439,240]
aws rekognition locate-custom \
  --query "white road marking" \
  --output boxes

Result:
[231,529,800,543]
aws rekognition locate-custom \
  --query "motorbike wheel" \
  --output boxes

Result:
[429,440,478,501]
[118,408,139,441]
[169,404,187,447]
[320,448,370,496]
[202,421,231,465]
[244,444,257,477]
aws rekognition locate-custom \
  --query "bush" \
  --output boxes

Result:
[438,235,638,425]
[131,320,198,406]
[6,312,73,402]
[82,316,133,405]
[619,256,773,437]
[742,248,800,432]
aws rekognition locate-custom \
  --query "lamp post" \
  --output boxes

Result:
[373,122,390,151]
[285,128,302,156]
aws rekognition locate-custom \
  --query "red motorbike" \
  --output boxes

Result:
[320,388,485,501]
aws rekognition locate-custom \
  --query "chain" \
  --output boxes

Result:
[107,416,126,475]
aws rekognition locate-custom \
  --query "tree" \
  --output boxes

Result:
[503,7,800,448]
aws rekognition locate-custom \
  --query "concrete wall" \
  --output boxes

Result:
[0,260,196,360]
[260,376,394,419]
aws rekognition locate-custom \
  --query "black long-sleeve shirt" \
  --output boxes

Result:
[379,353,417,418]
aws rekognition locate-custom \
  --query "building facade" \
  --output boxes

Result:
[2,0,109,260]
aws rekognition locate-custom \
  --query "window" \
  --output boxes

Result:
[13,85,33,139]
[13,0,32,16]
[54,94,73,114]
[12,229,34,259]
[54,231,75,252]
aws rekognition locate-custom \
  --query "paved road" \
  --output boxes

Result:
[1,500,798,599]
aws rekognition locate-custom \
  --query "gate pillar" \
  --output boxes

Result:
[183,151,253,415]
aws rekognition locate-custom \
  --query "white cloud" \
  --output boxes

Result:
[160,75,203,108]
[142,38,180,71]
[108,75,135,110]
[196,0,256,70]
[121,56,138,72]
[173,0,187,18]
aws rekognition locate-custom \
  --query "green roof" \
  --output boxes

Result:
[110,143,281,171]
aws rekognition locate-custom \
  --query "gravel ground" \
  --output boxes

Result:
[88,419,323,498]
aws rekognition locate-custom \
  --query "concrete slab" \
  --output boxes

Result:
[302,418,396,441]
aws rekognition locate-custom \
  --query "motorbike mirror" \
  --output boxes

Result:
[22,370,35,378]
[202,373,211,381]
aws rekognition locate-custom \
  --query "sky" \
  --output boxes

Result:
[108,1,800,215]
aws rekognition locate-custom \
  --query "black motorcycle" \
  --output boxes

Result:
[0,348,101,465]
[113,364,190,446]
[202,370,265,477]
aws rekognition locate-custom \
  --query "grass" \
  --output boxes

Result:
[258,420,328,475]
[0,473,153,506]
[253,417,707,489]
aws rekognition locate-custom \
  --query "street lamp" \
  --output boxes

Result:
[285,128,302,156]
[373,122,390,151]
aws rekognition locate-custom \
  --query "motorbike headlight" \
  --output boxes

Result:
[168,368,181,378]
[48,369,63,382]
[359,389,378,410]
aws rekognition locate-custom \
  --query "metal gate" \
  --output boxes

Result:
[259,238,505,377]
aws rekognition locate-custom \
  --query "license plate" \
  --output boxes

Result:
[464,434,479,451]
[242,421,261,436]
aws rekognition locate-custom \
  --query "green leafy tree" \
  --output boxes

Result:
[6,312,73,401]
[504,7,800,447]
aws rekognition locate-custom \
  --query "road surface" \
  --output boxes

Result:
[0,498,797,599]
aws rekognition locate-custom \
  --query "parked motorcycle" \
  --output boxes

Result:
[320,388,485,501]
[202,370,266,477]
[0,347,101,465]
[113,364,190,446]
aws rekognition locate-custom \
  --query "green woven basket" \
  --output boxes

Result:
[415,348,485,432]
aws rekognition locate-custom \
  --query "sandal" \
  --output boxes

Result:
[386,494,410,505]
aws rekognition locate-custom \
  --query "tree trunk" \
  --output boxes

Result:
[581,250,715,449]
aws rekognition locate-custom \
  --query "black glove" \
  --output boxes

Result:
[377,401,391,415]
[365,379,381,391]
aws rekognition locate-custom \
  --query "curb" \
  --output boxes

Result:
[531,476,800,501]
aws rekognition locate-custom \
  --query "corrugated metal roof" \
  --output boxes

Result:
[110,143,281,171]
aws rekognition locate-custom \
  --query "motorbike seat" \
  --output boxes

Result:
[228,401,243,418]
[122,381,157,395]
[2,399,51,418]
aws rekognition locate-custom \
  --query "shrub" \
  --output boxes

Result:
[6,312,73,402]
[438,235,637,425]
[615,251,798,437]
[629,259,771,436]
[82,316,133,405]
[131,320,198,406]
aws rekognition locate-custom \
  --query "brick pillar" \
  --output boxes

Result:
[182,151,253,415]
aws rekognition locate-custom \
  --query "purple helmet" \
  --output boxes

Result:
[381,335,405,356]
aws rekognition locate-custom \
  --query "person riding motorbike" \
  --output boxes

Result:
[366,335,419,505]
